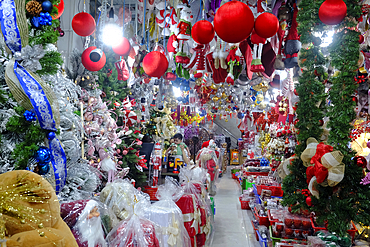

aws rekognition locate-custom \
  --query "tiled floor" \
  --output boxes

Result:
[211,168,260,247]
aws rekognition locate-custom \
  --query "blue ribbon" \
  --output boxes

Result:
[0,0,67,193]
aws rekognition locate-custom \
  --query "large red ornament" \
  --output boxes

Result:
[142,51,168,78]
[72,12,96,36]
[52,0,64,20]
[319,0,347,25]
[254,12,279,39]
[81,46,106,71]
[354,156,367,168]
[214,1,254,43]
[112,37,131,56]
[192,20,215,45]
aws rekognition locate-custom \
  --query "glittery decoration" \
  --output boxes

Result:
[0,213,5,240]
[39,12,52,26]
[14,45,45,72]
[23,110,37,122]
[35,147,52,164]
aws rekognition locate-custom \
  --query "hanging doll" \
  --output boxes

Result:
[155,2,178,36]
[250,0,267,72]
[205,37,228,83]
[225,43,243,85]
[173,4,193,79]
[284,3,301,69]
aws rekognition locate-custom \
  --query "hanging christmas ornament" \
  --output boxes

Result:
[319,0,347,25]
[37,163,50,175]
[47,131,56,140]
[52,0,65,20]
[23,110,37,122]
[192,20,215,45]
[354,156,367,168]
[254,12,279,39]
[41,0,53,13]
[214,1,254,43]
[35,147,52,164]
[72,12,96,36]
[142,51,168,78]
[81,46,106,71]
[112,37,131,56]
[306,196,312,206]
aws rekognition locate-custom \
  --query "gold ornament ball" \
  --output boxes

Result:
[212,96,219,102]
[256,94,264,102]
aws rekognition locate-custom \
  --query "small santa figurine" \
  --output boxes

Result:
[61,200,107,247]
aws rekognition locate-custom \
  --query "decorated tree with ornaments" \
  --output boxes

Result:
[0,0,100,200]
[282,0,370,236]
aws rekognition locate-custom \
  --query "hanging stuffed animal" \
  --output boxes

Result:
[284,4,301,68]
[225,44,243,85]
[173,4,193,79]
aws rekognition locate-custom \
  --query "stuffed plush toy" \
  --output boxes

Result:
[0,170,78,247]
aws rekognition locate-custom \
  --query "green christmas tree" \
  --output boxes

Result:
[283,0,370,236]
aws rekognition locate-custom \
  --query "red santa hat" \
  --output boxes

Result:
[201,140,210,149]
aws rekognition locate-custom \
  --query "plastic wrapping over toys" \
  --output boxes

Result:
[177,167,214,247]
[143,177,192,247]
[99,179,137,221]
[60,199,116,247]
[106,186,161,247]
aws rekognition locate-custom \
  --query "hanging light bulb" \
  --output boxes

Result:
[102,0,123,47]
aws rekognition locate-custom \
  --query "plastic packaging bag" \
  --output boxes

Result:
[178,167,214,247]
[105,184,160,247]
[143,177,191,247]
[60,199,115,247]
[99,179,137,221]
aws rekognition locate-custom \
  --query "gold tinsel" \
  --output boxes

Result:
[26,0,42,16]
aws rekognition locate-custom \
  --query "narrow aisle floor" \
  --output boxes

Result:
[211,167,260,247]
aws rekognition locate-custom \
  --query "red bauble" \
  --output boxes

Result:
[354,156,367,168]
[142,51,168,78]
[319,120,324,126]
[72,12,96,36]
[192,20,215,44]
[214,1,254,43]
[81,46,106,71]
[52,0,64,20]
[306,196,312,206]
[112,37,131,56]
[319,0,347,25]
[359,34,365,44]
[254,13,279,39]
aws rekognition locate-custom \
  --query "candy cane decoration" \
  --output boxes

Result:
[156,4,178,36]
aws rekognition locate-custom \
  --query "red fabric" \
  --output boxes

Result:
[60,199,89,228]
[167,34,177,53]
[192,20,215,45]
[201,141,210,149]
[255,12,279,39]
[251,29,266,45]
[206,160,217,181]
[311,143,333,167]
[206,53,228,83]
[239,40,253,80]
[177,21,192,40]
[306,163,329,184]
[214,1,254,43]
[286,5,299,41]
[176,194,198,237]
[196,233,206,247]
[142,51,168,78]
[115,59,130,81]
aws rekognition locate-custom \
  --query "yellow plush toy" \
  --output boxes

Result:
[0,170,78,247]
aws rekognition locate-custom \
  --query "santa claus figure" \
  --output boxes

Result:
[60,200,108,247]
[196,140,220,196]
